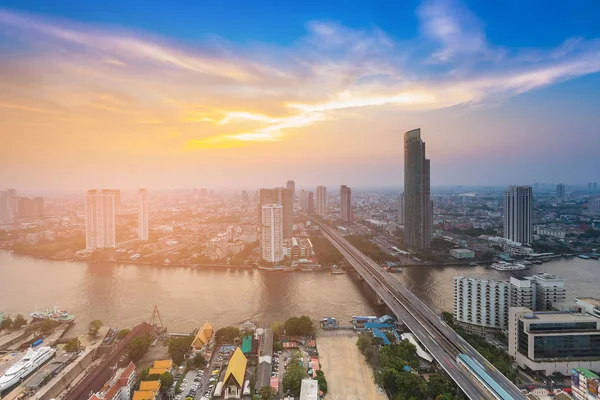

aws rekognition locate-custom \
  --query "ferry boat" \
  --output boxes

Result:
[0,346,56,395]
[578,254,591,260]
[490,261,528,271]
[30,306,76,324]
[330,265,345,275]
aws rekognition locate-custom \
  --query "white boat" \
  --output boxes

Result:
[490,261,528,271]
[0,346,56,395]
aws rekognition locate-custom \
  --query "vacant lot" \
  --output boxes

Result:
[317,331,388,400]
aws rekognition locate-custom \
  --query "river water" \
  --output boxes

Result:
[0,250,598,335]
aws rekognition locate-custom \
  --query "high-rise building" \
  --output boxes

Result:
[0,189,18,224]
[556,183,565,200]
[316,186,327,216]
[453,276,509,335]
[503,185,533,244]
[286,180,295,203]
[241,190,249,203]
[588,197,600,216]
[404,129,432,249]
[397,193,404,225]
[299,190,314,213]
[105,189,121,208]
[307,191,314,213]
[17,197,44,218]
[259,187,292,239]
[510,273,566,311]
[86,189,116,251]
[261,204,284,263]
[0,191,7,224]
[340,185,352,223]
[138,189,149,241]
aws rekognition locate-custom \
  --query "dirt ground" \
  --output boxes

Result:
[317,331,388,400]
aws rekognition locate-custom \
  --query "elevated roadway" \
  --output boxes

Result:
[312,218,524,400]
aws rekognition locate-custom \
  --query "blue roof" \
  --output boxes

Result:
[372,328,391,345]
[365,322,394,329]
[457,354,513,400]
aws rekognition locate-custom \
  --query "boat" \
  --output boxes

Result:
[330,269,345,275]
[490,261,528,271]
[388,267,403,273]
[30,306,76,324]
[578,255,591,260]
[0,346,56,395]
[468,262,478,266]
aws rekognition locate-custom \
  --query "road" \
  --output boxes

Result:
[311,219,525,400]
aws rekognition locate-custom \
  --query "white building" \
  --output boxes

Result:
[509,307,600,375]
[261,204,284,263]
[86,189,116,251]
[453,276,510,335]
[589,197,600,216]
[535,226,566,239]
[138,188,149,241]
[316,186,327,216]
[89,361,136,400]
[576,298,600,319]
[510,273,566,311]
[0,189,17,225]
[449,249,475,259]
[504,185,533,244]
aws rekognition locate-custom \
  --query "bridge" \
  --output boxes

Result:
[310,217,524,400]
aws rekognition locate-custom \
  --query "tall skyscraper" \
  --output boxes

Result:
[86,190,116,250]
[404,129,432,249]
[105,189,121,208]
[241,190,249,203]
[259,187,292,239]
[138,188,149,241]
[18,197,44,218]
[0,189,18,224]
[0,191,7,224]
[316,186,327,216]
[556,183,565,200]
[261,204,284,263]
[589,197,600,215]
[503,185,533,244]
[340,185,352,223]
[286,180,295,203]
[397,193,404,225]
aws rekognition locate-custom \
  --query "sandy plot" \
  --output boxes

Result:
[317,332,388,400]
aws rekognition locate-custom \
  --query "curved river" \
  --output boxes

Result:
[0,250,598,335]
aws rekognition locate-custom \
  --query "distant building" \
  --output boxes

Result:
[299,379,318,400]
[535,226,566,239]
[261,204,284,263]
[453,276,509,335]
[299,190,314,213]
[259,187,292,239]
[509,307,600,375]
[0,189,17,224]
[589,197,600,216]
[285,237,314,259]
[241,190,249,203]
[449,249,475,259]
[222,347,247,399]
[397,193,404,225]
[286,180,295,202]
[556,183,566,200]
[86,189,116,251]
[89,361,136,400]
[18,196,44,218]
[340,185,352,223]
[105,189,121,208]
[404,129,432,249]
[138,189,149,241]
[191,321,214,351]
[316,186,327,216]
[503,185,533,244]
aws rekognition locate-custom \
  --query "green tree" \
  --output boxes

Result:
[40,319,58,334]
[284,316,314,336]
[377,369,428,399]
[427,374,457,399]
[12,314,27,329]
[64,338,81,353]
[191,352,206,369]
[270,321,284,337]
[315,370,328,394]
[215,326,240,344]
[0,316,13,330]
[168,335,194,365]
[159,372,174,390]
[117,329,131,340]
[257,386,277,400]
[138,368,150,382]
[379,340,420,371]
[282,363,307,397]
[128,335,153,361]
[88,319,103,338]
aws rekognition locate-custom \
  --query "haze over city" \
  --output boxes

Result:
[1,0,600,190]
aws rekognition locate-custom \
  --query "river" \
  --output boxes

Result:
[0,251,598,335]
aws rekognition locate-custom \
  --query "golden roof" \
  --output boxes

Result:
[139,381,161,392]
[191,321,214,349]
[152,359,173,369]
[223,347,247,388]
[133,391,156,400]
[148,368,168,375]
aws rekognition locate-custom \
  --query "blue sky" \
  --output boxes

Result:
[0,0,599,189]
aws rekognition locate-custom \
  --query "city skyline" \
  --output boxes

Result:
[1,1,600,189]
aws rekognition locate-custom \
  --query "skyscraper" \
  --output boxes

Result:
[138,188,149,241]
[556,183,565,200]
[340,185,352,223]
[404,129,432,249]
[316,186,327,216]
[259,187,292,239]
[105,189,121,208]
[261,204,284,263]
[307,191,314,213]
[503,185,533,244]
[286,180,295,203]
[0,189,18,224]
[86,189,116,250]
[397,193,404,225]
[17,197,44,218]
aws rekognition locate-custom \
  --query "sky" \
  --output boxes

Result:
[1,0,599,190]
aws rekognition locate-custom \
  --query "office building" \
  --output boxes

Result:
[137,189,149,241]
[397,193,404,225]
[241,190,249,203]
[453,276,509,335]
[18,197,44,218]
[503,185,533,244]
[259,187,292,239]
[589,197,600,216]
[404,129,432,249]
[509,307,600,375]
[105,189,121,208]
[316,186,327,216]
[557,183,566,200]
[299,190,314,213]
[340,185,352,223]
[286,180,295,203]
[261,204,284,263]
[0,189,18,224]
[86,190,116,251]
[510,273,566,311]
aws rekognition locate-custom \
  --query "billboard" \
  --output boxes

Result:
[588,379,598,397]
[572,369,580,387]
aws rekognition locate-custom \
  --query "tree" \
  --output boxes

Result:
[282,363,307,397]
[128,335,153,361]
[284,316,314,336]
[270,321,284,337]
[88,319,103,338]
[168,336,194,365]
[377,369,428,399]
[12,314,27,330]
[427,374,457,399]
[40,319,58,334]
[191,353,206,369]
[159,372,174,390]
[257,386,277,400]
[0,316,13,330]
[315,371,328,394]
[117,329,131,340]
[215,326,240,344]
[64,338,81,353]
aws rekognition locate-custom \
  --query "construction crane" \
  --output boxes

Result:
[149,305,164,328]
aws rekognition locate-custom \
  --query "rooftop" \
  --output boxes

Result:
[574,367,599,379]
[299,379,319,400]
[223,347,247,388]
[520,310,599,323]
[577,297,600,307]
[139,381,161,391]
